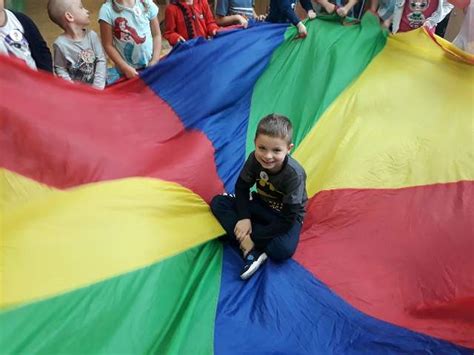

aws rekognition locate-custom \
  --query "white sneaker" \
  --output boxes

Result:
[240,251,268,280]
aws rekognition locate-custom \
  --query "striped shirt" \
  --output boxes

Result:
[216,0,255,18]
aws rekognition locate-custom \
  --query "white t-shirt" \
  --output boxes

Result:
[98,0,158,69]
[453,1,474,54]
[0,9,36,69]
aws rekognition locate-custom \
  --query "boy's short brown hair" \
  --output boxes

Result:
[255,114,293,145]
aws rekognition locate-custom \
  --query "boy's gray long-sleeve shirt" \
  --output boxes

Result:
[53,30,106,89]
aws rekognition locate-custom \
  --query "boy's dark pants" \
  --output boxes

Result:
[210,195,301,261]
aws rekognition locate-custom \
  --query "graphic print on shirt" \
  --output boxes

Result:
[256,171,284,211]
[406,0,430,28]
[114,17,146,44]
[3,28,31,62]
[70,48,96,84]
[113,17,147,67]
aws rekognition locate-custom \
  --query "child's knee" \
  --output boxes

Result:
[210,195,223,213]
[266,246,295,262]
[210,194,232,214]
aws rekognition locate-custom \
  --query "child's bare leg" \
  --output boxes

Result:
[239,234,255,257]
[317,0,337,14]
[336,0,358,17]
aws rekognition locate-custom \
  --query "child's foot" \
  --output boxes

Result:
[240,249,268,280]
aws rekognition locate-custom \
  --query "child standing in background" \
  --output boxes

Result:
[266,0,316,38]
[164,0,219,46]
[0,0,52,72]
[99,0,161,80]
[48,0,107,89]
[215,0,257,27]
[370,0,453,33]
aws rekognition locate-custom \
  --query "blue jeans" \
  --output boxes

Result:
[210,195,301,261]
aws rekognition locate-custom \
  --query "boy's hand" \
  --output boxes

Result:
[148,58,159,67]
[237,15,249,28]
[239,234,255,256]
[121,65,139,79]
[235,219,252,241]
[296,22,307,38]
[423,21,436,33]
[307,10,316,19]
[382,17,392,29]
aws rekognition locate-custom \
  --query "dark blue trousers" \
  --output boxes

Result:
[210,195,301,261]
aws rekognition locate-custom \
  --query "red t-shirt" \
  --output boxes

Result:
[164,0,219,46]
[399,0,439,32]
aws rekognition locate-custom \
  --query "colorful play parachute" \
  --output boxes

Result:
[1,14,473,354]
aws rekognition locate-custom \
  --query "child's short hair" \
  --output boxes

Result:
[47,0,70,28]
[255,114,293,145]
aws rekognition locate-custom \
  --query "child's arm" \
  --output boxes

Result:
[14,11,53,72]
[277,0,302,25]
[275,0,308,37]
[149,16,162,66]
[216,14,249,27]
[99,21,138,79]
[234,176,253,240]
[52,44,73,82]
[300,0,317,18]
[202,0,220,36]
[163,6,186,45]
[234,152,259,240]
[216,0,248,27]
[90,31,106,90]
[424,0,454,29]
[215,0,249,27]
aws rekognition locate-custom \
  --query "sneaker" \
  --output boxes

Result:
[240,250,268,280]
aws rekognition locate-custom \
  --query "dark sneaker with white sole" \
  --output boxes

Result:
[240,249,268,280]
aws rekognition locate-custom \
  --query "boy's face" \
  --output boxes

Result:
[254,134,293,173]
[67,0,90,26]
